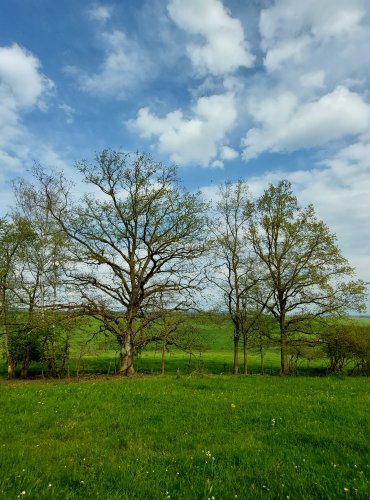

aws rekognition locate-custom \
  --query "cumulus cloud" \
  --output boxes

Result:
[263,36,311,73]
[259,0,370,90]
[0,43,54,172]
[68,30,153,98]
[260,0,366,45]
[299,70,326,89]
[87,4,112,22]
[290,142,370,289]
[0,43,53,109]
[220,145,238,160]
[128,93,237,166]
[167,0,254,75]
[242,86,370,159]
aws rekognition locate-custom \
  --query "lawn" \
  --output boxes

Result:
[0,375,369,499]
[0,316,369,498]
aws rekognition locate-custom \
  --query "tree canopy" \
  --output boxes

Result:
[42,150,208,375]
[0,154,368,378]
[249,180,367,374]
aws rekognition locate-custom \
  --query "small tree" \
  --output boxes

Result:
[0,217,34,378]
[209,181,263,374]
[153,312,203,375]
[8,176,71,378]
[250,180,367,375]
[249,313,276,374]
[41,151,207,375]
[321,320,370,375]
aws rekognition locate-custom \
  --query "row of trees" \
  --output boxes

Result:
[1,151,368,378]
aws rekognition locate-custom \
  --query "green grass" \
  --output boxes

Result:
[0,376,369,499]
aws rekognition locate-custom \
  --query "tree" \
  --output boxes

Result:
[249,313,276,375]
[321,319,370,375]
[154,312,203,375]
[8,176,72,378]
[41,150,207,375]
[210,180,264,374]
[250,180,367,375]
[0,217,34,378]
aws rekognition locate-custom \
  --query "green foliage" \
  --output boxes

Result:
[4,313,71,378]
[321,320,370,375]
[250,180,367,374]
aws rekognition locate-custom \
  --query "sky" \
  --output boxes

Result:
[0,0,369,311]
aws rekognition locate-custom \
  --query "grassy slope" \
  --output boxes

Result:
[0,376,369,499]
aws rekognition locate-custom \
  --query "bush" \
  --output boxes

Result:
[321,321,370,375]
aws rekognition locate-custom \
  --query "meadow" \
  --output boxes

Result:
[0,376,369,499]
[0,317,369,499]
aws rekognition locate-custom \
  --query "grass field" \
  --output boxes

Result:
[1,317,369,498]
[0,375,369,499]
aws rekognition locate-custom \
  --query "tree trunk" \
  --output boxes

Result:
[7,358,16,379]
[20,350,31,379]
[2,288,15,379]
[4,332,15,379]
[120,336,135,376]
[280,331,289,375]
[260,338,265,375]
[233,334,239,374]
[243,334,248,375]
[161,341,166,375]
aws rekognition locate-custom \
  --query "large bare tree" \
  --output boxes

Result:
[41,150,207,375]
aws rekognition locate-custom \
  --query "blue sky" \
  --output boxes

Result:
[1,0,369,310]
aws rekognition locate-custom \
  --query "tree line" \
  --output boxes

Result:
[1,151,368,379]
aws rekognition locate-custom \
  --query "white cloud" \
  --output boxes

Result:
[299,70,325,89]
[0,43,53,110]
[220,145,238,160]
[128,93,237,166]
[88,5,112,22]
[70,30,153,98]
[211,160,224,168]
[242,86,370,159]
[263,36,311,73]
[291,143,370,296]
[167,0,254,76]
[259,0,370,93]
[0,44,54,175]
[260,0,366,44]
